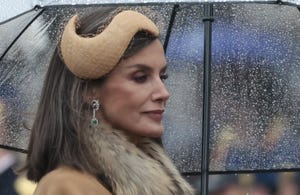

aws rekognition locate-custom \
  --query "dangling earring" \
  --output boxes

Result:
[91,99,100,127]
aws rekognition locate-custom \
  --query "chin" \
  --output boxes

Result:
[125,123,163,138]
[146,127,163,138]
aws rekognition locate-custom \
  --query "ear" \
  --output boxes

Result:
[83,87,97,104]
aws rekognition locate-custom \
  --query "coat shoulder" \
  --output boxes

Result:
[33,166,111,195]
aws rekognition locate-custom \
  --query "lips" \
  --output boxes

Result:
[143,110,164,121]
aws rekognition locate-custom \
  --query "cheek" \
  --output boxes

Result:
[98,81,152,131]
[109,97,142,119]
[103,104,142,134]
[105,87,148,112]
[100,90,143,122]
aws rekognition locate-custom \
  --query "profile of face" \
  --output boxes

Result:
[93,39,170,137]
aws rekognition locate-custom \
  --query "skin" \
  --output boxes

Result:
[92,39,170,138]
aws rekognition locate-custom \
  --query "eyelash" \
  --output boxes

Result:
[133,73,169,83]
[160,74,169,81]
[134,75,148,83]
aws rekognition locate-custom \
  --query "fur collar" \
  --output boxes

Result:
[83,123,195,195]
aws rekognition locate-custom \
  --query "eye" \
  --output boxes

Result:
[133,75,148,83]
[160,74,169,81]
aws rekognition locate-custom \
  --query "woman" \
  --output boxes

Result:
[24,7,194,195]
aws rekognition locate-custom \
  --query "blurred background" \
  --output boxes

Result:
[0,1,299,194]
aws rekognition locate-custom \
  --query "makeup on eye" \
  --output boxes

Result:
[127,64,168,83]
[160,73,168,81]
[132,71,169,84]
[133,72,148,83]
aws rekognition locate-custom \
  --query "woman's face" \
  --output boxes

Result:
[95,39,169,137]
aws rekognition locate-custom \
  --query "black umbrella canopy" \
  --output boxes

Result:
[0,0,299,184]
[1,0,299,24]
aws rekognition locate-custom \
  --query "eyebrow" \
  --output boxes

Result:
[126,64,168,72]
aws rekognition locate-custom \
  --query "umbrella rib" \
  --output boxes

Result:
[0,7,45,62]
[163,4,179,52]
[0,144,28,153]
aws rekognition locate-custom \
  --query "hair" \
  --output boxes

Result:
[24,7,158,182]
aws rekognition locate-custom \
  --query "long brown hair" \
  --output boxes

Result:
[24,7,157,182]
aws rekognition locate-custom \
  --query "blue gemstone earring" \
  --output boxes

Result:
[91,100,100,127]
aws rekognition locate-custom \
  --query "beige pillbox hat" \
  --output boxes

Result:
[60,10,159,79]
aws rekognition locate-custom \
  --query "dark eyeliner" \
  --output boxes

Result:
[160,73,168,80]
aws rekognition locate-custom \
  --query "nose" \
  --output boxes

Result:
[151,78,170,103]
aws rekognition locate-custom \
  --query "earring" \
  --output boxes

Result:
[91,99,100,127]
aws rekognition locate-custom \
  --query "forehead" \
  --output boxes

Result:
[117,39,166,70]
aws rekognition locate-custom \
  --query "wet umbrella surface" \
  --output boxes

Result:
[0,1,299,194]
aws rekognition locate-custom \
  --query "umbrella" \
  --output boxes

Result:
[1,0,299,24]
[0,1,299,194]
